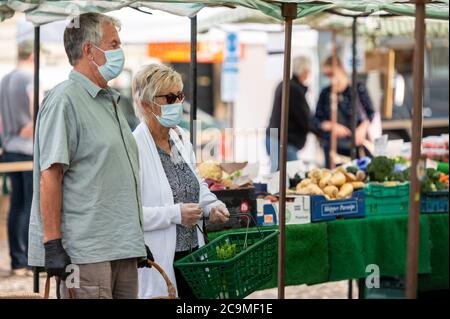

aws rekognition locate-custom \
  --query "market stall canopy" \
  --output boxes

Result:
[0,1,448,25]
[198,6,449,37]
[14,8,228,44]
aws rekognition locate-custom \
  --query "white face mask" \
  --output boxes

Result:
[91,44,125,82]
[152,102,183,128]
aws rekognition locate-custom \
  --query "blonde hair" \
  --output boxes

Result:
[132,63,183,121]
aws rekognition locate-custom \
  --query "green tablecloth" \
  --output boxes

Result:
[209,213,448,291]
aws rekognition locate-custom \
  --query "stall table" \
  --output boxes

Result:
[209,213,449,292]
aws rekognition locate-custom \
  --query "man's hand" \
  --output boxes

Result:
[138,245,154,268]
[44,239,72,280]
[209,205,230,224]
[19,122,34,138]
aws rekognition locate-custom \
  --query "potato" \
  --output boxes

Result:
[306,184,325,195]
[336,166,347,174]
[308,168,323,181]
[337,183,354,199]
[297,183,324,195]
[296,187,311,195]
[298,178,313,188]
[356,170,366,182]
[351,181,365,189]
[329,172,346,187]
[344,172,357,183]
[323,185,339,198]
[319,171,332,188]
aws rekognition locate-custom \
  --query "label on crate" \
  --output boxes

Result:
[321,200,358,217]
[264,214,274,224]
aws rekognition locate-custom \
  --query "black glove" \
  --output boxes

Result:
[44,239,72,280]
[138,245,154,268]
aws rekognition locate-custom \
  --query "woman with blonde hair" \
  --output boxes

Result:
[132,63,230,299]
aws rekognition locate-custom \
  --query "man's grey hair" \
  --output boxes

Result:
[63,12,121,66]
[292,56,311,76]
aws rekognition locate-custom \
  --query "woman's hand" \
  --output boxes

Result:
[355,120,370,146]
[180,203,202,227]
[321,121,351,138]
[209,205,230,224]
[335,124,352,138]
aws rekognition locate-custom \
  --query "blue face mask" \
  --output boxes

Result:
[153,103,183,128]
[92,44,125,82]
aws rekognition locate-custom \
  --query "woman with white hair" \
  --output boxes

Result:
[132,63,230,299]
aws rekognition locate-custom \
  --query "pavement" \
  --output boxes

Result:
[0,193,357,299]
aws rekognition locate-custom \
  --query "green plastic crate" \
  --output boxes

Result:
[174,229,279,299]
[364,182,410,216]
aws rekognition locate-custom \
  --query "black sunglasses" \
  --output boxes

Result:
[155,92,185,104]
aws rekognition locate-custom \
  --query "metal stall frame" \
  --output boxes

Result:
[0,0,445,299]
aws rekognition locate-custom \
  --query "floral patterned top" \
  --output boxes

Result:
[156,139,200,252]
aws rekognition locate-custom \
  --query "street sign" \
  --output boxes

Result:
[221,32,240,103]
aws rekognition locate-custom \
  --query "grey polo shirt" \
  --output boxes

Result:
[28,70,146,266]
[0,68,34,155]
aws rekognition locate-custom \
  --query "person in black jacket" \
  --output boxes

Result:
[266,55,312,172]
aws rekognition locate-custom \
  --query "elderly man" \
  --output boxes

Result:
[28,13,151,299]
[266,55,313,172]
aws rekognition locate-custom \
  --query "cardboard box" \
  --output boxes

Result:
[257,198,271,217]
[258,196,311,226]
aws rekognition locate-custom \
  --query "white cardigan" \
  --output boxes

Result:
[133,123,223,299]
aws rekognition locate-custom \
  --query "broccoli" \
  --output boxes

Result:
[421,169,447,193]
[389,167,411,182]
[426,168,441,183]
[403,168,411,181]
[389,171,407,182]
[421,176,437,193]
[367,156,395,182]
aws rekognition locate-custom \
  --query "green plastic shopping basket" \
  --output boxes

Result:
[174,214,279,299]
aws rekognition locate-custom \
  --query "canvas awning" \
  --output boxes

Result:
[197,6,449,37]
[0,1,448,25]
